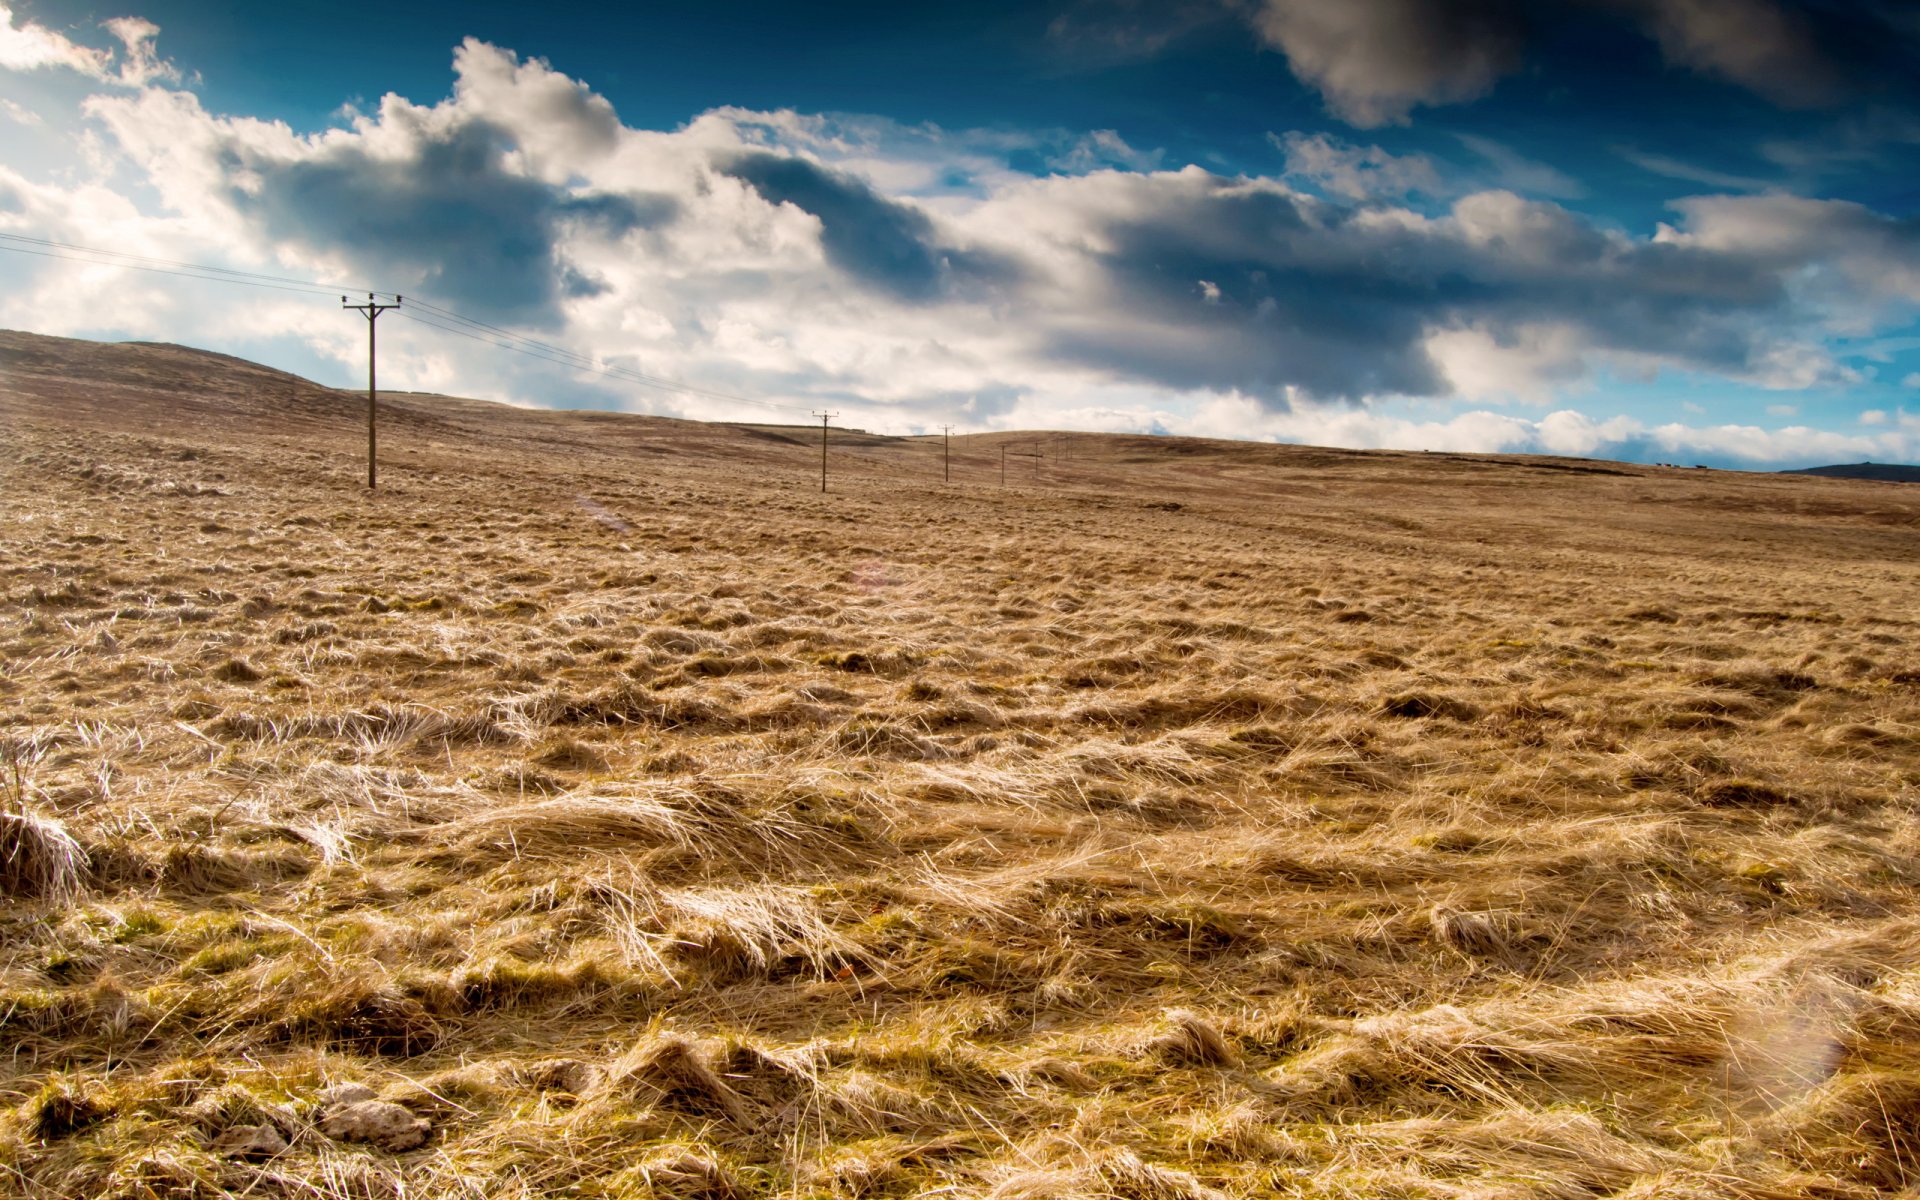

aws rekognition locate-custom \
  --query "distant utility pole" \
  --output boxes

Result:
[342,292,401,489]
[1003,444,1042,486]
[813,410,838,493]
[941,424,954,483]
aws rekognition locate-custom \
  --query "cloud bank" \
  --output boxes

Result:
[1,18,1916,466]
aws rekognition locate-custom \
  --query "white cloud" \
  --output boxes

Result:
[1272,130,1442,200]
[1048,129,1163,175]
[1765,403,1798,416]
[0,4,109,76]
[1172,392,1919,466]
[1860,409,1887,425]
[100,16,178,87]
[0,3,177,86]
[1902,373,1920,389]
[1422,321,1589,402]
[1656,194,1920,328]
[0,97,39,125]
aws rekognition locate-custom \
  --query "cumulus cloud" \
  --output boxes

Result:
[717,151,1013,302]
[0,3,177,86]
[83,51,669,325]
[99,16,178,87]
[974,175,1893,401]
[1607,0,1836,107]
[1181,392,1920,467]
[1046,129,1163,175]
[6,31,1920,464]
[1272,131,1442,200]
[1243,0,1890,125]
[0,4,109,75]
[1247,0,1529,127]
[1657,193,1920,324]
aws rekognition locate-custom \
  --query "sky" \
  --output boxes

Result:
[2,1,1919,467]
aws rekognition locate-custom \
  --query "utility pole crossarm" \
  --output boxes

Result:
[343,292,401,489]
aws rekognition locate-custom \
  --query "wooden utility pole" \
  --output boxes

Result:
[1003,444,1042,485]
[813,411,838,492]
[342,292,401,489]
[941,424,954,483]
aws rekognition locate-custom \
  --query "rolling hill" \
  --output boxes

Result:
[3,328,1920,1199]
[1784,462,1920,483]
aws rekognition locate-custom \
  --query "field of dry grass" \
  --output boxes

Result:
[4,328,1920,1199]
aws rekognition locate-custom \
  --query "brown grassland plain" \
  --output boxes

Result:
[3,328,1920,1199]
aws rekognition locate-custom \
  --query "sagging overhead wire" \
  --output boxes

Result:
[394,308,808,416]
[396,300,816,416]
[0,234,371,299]
[0,230,812,417]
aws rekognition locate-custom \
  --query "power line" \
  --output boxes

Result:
[0,231,383,296]
[3,228,1060,495]
[400,296,812,415]
[0,228,812,417]
[0,241,354,298]
[394,309,812,416]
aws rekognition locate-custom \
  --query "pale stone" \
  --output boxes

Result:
[317,1082,377,1108]
[318,1099,429,1152]
[211,1123,289,1159]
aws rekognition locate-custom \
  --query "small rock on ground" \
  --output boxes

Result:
[318,1099,429,1153]
[211,1123,288,1160]
[522,1057,604,1095]
[317,1082,377,1107]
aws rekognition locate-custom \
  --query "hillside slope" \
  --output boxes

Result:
[3,330,1920,1199]
[1785,462,1920,483]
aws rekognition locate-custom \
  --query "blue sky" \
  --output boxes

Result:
[2,0,1919,466]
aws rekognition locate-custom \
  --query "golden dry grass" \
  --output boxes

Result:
[2,327,1920,1198]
